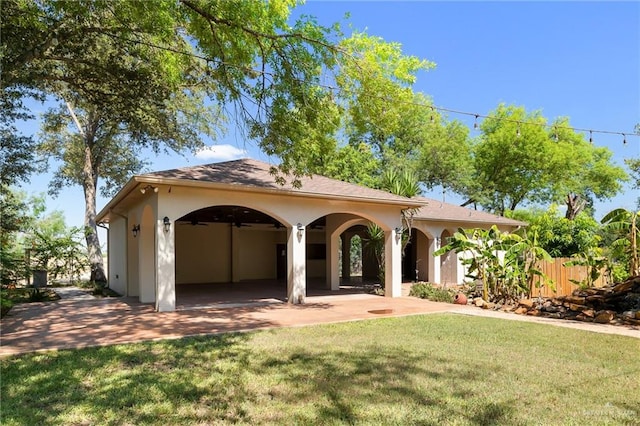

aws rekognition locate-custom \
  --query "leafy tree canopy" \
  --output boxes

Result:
[508,206,601,257]
[464,104,627,216]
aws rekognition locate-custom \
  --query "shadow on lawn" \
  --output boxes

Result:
[254,347,518,425]
[0,331,522,425]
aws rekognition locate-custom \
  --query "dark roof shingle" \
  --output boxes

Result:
[143,158,420,205]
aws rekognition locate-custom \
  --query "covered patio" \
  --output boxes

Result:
[97,158,424,312]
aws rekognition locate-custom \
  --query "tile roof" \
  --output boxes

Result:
[141,158,422,205]
[412,197,526,227]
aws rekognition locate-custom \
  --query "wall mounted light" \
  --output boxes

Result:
[163,216,171,233]
[132,224,140,238]
[296,223,304,237]
[140,184,158,194]
[395,226,404,235]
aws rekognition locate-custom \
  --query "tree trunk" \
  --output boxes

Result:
[82,144,107,286]
[565,193,586,220]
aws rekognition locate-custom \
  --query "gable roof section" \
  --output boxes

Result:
[97,158,426,222]
[412,197,526,227]
[140,158,422,205]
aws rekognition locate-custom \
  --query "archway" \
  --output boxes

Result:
[440,229,458,284]
[402,228,432,282]
[174,205,289,305]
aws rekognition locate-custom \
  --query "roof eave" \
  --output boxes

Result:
[96,176,426,223]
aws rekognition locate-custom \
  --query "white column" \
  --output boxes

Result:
[326,233,340,291]
[384,228,402,298]
[138,222,156,304]
[287,224,306,303]
[156,217,176,312]
[428,236,442,284]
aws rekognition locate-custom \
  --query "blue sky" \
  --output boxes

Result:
[18,1,640,229]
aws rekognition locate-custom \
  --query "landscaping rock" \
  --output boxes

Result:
[575,313,593,322]
[594,310,615,324]
[519,299,534,309]
[514,307,528,315]
[568,303,586,312]
[470,275,640,326]
[564,295,586,305]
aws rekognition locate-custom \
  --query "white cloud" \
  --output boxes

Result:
[194,144,248,161]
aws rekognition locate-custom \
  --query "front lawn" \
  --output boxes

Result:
[1,314,638,425]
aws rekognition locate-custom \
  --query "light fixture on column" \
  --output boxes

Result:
[132,224,140,238]
[140,184,159,194]
[296,223,304,237]
[163,216,171,233]
[395,226,403,234]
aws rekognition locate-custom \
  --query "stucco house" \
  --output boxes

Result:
[96,158,524,311]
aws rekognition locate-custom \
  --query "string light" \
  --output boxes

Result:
[23,6,635,148]
[425,104,635,146]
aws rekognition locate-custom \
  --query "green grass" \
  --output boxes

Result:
[1,314,638,425]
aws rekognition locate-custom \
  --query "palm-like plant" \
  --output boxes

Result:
[601,208,640,277]
[380,168,421,253]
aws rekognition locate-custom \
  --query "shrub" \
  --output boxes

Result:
[1,292,13,318]
[409,282,455,303]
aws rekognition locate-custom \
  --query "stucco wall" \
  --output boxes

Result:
[107,217,127,295]
[176,223,231,284]
[236,228,278,280]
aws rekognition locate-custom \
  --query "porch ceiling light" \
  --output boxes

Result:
[132,224,140,238]
[140,184,158,194]
[163,216,171,233]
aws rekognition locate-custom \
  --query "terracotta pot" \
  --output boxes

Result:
[454,293,468,305]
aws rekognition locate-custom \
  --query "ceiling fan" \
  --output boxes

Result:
[177,219,208,226]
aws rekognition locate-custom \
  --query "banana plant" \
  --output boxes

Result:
[601,208,639,277]
[507,229,553,297]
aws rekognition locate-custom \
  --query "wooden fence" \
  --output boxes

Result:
[531,258,607,298]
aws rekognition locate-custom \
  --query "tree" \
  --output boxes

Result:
[2,0,346,283]
[4,1,443,284]
[601,208,640,278]
[336,32,435,164]
[416,118,474,196]
[508,206,601,257]
[625,157,640,209]
[464,104,626,216]
[546,117,627,219]
[0,189,31,286]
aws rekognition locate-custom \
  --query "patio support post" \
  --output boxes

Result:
[327,233,340,291]
[428,236,442,284]
[156,216,176,311]
[287,224,306,304]
[341,233,351,281]
[384,228,402,298]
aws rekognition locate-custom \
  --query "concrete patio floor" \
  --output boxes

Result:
[1,285,638,358]
[0,291,469,357]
